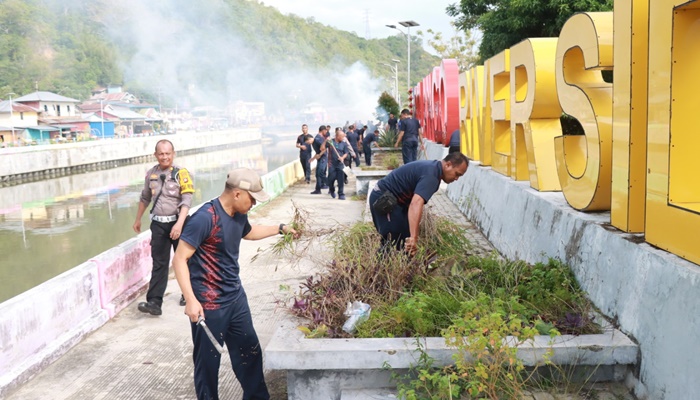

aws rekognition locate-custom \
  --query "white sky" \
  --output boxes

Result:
[259,0,459,46]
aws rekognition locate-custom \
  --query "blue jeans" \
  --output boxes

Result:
[402,142,419,164]
[315,157,327,190]
[191,290,269,400]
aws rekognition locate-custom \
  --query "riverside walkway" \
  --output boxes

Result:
[6,174,633,399]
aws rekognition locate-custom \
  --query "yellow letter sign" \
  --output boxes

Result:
[554,12,614,211]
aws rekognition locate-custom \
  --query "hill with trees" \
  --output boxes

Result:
[0,0,439,115]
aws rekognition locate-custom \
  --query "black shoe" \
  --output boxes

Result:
[329,192,336,199]
[310,190,322,194]
[339,194,346,200]
[180,295,186,306]
[344,179,348,184]
[138,301,162,316]
[321,185,329,190]
[306,180,310,184]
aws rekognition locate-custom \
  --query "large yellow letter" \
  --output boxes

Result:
[459,71,474,159]
[510,38,562,190]
[554,12,614,211]
[490,50,512,177]
[646,0,700,265]
[474,64,490,165]
[611,0,649,232]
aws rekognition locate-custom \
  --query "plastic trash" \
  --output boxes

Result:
[342,301,371,334]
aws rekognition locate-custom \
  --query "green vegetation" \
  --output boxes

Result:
[286,213,596,339]
[376,91,400,123]
[278,209,601,399]
[446,0,614,61]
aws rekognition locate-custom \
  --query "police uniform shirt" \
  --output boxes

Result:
[377,160,443,208]
[312,134,328,160]
[346,130,360,149]
[139,164,195,217]
[449,129,461,147]
[297,134,313,158]
[398,118,421,143]
[329,139,350,167]
[362,132,377,147]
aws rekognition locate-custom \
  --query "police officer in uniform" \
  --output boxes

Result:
[133,139,195,316]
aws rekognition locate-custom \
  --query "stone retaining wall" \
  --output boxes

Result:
[0,128,261,184]
[418,139,700,400]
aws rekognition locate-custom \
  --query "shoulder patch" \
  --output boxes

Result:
[178,169,195,194]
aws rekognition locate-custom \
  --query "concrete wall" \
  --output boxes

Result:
[0,128,261,179]
[421,140,700,400]
[0,158,304,398]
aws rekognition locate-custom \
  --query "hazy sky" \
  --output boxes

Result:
[259,0,459,43]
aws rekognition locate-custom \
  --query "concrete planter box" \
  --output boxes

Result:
[354,170,390,195]
[369,147,402,169]
[265,317,638,400]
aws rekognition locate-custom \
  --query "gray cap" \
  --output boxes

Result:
[226,168,270,203]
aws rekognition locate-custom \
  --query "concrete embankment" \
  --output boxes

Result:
[0,158,305,398]
[420,139,700,400]
[0,128,261,185]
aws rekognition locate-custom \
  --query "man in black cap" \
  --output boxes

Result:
[174,168,299,400]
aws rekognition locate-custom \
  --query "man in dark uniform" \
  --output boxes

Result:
[369,152,469,255]
[327,128,351,200]
[345,124,360,167]
[395,108,425,164]
[295,124,314,183]
[362,129,379,166]
[173,168,299,400]
[310,125,329,194]
[133,139,195,315]
[387,113,398,134]
[449,128,461,154]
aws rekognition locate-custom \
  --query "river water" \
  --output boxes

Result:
[0,136,300,302]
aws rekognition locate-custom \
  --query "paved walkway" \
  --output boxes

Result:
[6,173,633,399]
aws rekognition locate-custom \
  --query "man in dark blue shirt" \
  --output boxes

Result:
[327,128,351,200]
[296,124,314,183]
[310,125,329,194]
[362,130,379,166]
[369,152,469,254]
[345,125,361,167]
[449,128,461,154]
[395,109,425,164]
[387,113,398,133]
[174,168,298,400]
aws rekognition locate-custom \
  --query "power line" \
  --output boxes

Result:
[364,9,371,40]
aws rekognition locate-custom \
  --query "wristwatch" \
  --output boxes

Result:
[279,223,286,235]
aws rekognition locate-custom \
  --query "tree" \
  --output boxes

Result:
[416,22,479,71]
[375,91,400,123]
[447,0,613,61]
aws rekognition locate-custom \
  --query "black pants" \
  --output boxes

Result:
[369,188,410,250]
[402,142,419,164]
[328,164,345,196]
[364,149,372,166]
[191,290,269,400]
[148,220,179,307]
[299,155,311,181]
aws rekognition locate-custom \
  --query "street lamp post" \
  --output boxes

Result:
[6,92,16,145]
[387,21,420,102]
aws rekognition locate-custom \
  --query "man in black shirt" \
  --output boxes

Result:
[296,124,314,183]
